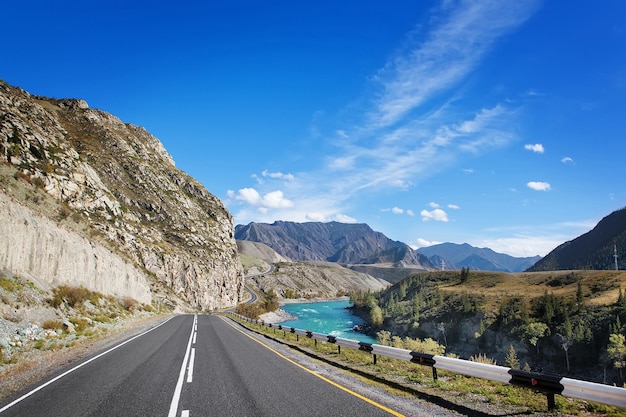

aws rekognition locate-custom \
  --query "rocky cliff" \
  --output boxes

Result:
[0,80,244,310]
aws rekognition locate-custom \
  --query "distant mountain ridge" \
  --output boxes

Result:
[528,207,626,271]
[417,243,541,272]
[234,221,434,268]
[235,221,538,272]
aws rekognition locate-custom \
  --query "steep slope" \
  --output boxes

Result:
[417,242,541,272]
[235,221,433,268]
[0,80,244,310]
[250,261,390,299]
[528,207,626,271]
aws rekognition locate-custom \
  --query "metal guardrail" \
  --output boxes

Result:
[231,314,626,410]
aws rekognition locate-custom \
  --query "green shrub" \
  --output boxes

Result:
[0,276,21,292]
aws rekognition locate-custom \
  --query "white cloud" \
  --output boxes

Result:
[527,181,551,191]
[229,187,294,208]
[524,143,544,153]
[336,129,349,139]
[305,212,327,222]
[328,155,356,170]
[382,207,414,216]
[429,202,440,208]
[262,190,294,208]
[262,170,295,181]
[372,0,538,127]
[447,204,460,209]
[414,238,443,249]
[561,156,574,163]
[421,208,449,222]
[334,213,357,223]
[230,0,541,233]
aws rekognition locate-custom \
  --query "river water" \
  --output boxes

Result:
[280,299,376,343]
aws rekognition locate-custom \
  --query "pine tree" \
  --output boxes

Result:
[505,344,520,369]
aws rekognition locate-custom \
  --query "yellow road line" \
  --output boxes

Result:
[219,316,405,417]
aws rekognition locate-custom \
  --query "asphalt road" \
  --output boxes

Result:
[0,315,403,417]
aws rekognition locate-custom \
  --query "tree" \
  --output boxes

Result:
[521,321,549,354]
[460,267,470,283]
[607,333,626,383]
[505,344,520,369]
[370,305,384,327]
[557,333,574,373]
[412,295,421,322]
[576,281,585,312]
[438,322,448,347]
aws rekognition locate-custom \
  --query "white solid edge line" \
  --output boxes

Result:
[0,316,174,414]
[167,315,196,417]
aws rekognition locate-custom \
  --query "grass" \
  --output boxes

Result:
[229,314,626,416]
[0,276,22,293]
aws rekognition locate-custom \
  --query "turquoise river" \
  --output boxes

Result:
[280,299,376,343]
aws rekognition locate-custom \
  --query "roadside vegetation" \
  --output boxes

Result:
[0,273,161,373]
[348,270,626,386]
[234,289,279,319]
[229,313,625,417]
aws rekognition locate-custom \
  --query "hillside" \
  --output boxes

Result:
[417,243,541,272]
[0,80,244,311]
[235,221,433,268]
[249,261,390,300]
[528,207,626,271]
[237,240,388,299]
[352,269,626,384]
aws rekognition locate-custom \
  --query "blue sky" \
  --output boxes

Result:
[3,0,626,257]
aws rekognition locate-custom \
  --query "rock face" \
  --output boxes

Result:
[0,80,244,310]
[0,193,152,304]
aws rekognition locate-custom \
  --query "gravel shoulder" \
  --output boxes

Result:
[0,313,169,402]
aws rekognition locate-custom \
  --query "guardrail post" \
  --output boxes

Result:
[508,369,564,410]
[410,352,438,381]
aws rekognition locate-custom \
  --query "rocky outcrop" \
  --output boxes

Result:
[0,80,244,310]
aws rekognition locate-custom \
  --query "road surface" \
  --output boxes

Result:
[0,315,403,417]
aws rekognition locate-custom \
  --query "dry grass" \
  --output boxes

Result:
[438,270,626,313]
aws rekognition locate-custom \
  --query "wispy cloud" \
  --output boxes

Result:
[371,0,539,127]
[561,156,574,163]
[229,0,540,225]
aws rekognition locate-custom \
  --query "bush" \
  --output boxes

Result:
[49,285,99,308]
[121,297,138,311]
[470,353,498,366]
[0,276,20,292]
[42,319,63,330]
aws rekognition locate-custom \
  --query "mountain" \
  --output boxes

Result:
[416,243,541,272]
[0,79,244,310]
[528,207,626,271]
[235,221,434,268]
